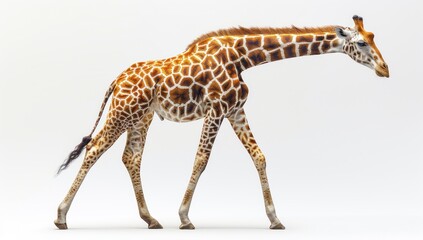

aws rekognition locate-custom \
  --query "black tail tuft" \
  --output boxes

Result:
[57,80,116,175]
[57,135,92,175]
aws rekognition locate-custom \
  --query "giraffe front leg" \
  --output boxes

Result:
[122,112,162,229]
[179,110,224,230]
[54,127,122,229]
[228,109,285,230]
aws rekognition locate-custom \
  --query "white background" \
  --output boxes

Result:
[0,0,422,239]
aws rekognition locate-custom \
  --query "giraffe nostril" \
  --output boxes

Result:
[382,63,388,69]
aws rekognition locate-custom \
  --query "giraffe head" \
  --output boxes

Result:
[335,15,389,78]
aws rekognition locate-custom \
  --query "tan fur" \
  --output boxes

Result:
[186,25,341,50]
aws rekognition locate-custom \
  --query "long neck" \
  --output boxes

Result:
[232,31,343,71]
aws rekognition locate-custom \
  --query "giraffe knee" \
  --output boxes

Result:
[195,160,208,175]
[194,154,209,174]
[122,151,137,166]
[122,148,132,163]
[122,147,141,171]
[254,155,267,169]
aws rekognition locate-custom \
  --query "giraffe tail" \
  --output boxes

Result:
[57,80,117,175]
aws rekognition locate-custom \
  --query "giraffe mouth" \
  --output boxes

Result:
[375,64,389,78]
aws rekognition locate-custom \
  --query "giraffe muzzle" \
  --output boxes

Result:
[375,62,389,78]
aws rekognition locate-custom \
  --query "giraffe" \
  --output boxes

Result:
[54,15,389,230]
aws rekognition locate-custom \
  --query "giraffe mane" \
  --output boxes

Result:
[186,25,341,50]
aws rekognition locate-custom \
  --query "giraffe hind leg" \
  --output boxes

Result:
[122,112,163,229]
[54,124,124,229]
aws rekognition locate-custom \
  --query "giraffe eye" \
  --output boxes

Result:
[357,40,367,47]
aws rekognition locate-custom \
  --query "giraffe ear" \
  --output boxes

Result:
[335,27,351,40]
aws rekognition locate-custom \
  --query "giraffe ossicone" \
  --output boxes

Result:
[55,15,388,230]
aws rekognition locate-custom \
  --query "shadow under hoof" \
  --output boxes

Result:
[54,221,68,230]
[179,222,195,230]
[270,222,285,230]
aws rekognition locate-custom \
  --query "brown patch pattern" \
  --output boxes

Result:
[186,25,339,49]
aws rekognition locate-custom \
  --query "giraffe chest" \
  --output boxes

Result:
[153,74,249,122]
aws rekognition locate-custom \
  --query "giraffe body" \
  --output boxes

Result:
[55,16,389,230]
[114,36,252,125]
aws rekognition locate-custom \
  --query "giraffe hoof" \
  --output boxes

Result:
[54,220,68,230]
[179,222,195,230]
[270,222,285,230]
[148,220,163,229]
